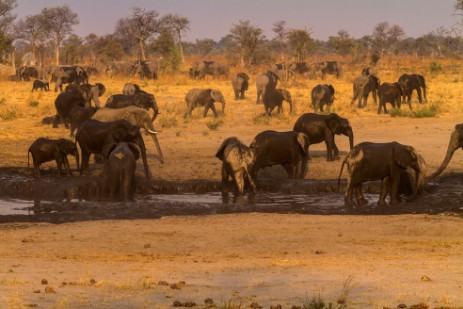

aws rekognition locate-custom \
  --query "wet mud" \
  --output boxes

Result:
[0,167,462,224]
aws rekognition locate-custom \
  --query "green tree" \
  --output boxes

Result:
[327,30,357,57]
[229,19,264,67]
[93,34,125,62]
[61,34,83,64]
[272,20,287,61]
[287,28,312,61]
[162,13,189,64]
[195,38,215,57]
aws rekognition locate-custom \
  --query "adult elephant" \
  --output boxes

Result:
[92,106,164,164]
[339,142,426,207]
[76,119,150,179]
[105,91,159,121]
[69,106,97,137]
[311,84,335,112]
[378,82,409,114]
[255,71,279,104]
[288,61,313,79]
[263,87,292,116]
[66,83,106,108]
[189,61,213,79]
[209,62,229,78]
[102,142,140,201]
[293,113,354,163]
[53,66,88,92]
[429,124,463,179]
[250,130,310,180]
[315,61,342,79]
[106,60,135,78]
[231,72,250,100]
[184,88,225,118]
[16,66,39,81]
[53,91,86,128]
[132,60,158,80]
[398,74,427,104]
[215,137,256,194]
[351,75,380,108]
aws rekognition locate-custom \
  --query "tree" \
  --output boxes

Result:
[452,0,463,35]
[272,20,287,61]
[371,22,405,61]
[0,0,16,32]
[115,7,163,61]
[327,30,358,57]
[93,34,125,62]
[287,28,312,62]
[229,19,264,67]
[14,14,43,65]
[195,38,216,57]
[61,34,83,64]
[162,13,189,64]
[39,5,79,65]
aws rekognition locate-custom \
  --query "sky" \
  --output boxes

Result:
[13,0,459,42]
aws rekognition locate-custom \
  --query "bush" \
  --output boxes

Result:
[0,107,20,120]
[159,115,178,128]
[429,61,443,74]
[252,114,270,125]
[0,97,5,105]
[389,104,439,118]
[28,100,39,107]
[206,118,223,130]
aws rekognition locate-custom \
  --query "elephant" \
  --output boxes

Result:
[338,141,426,207]
[293,113,354,163]
[231,73,250,100]
[122,83,141,95]
[288,62,314,79]
[28,138,79,178]
[78,83,106,108]
[215,137,256,194]
[105,91,159,121]
[350,75,380,108]
[262,87,293,116]
[132,60,158,80]
[106,60,135,78]
[53,66,88,92]
[53,91,86,129]
[398,74,427,104]
[184,88,225,118]
[68,106,97,137]
[16,66,39,82]
[378,82,409,114]
[315,61,342,79]
[102,142,141,201]
[256,71,279,104]
[75,119,151,179]
[83,66,100,77]
[361,67,377,76]
[31,79,49,92]
[429,123,463,179]
[189,61,228,79]
[92,106,164,164]
[311,84,335,112]
[250,130,310,180]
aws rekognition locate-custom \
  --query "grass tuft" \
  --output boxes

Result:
[0,106,21,121]
[206,118,224,130]
[252,114,270,125]
[28,100,39,107]
[389,104,439,118]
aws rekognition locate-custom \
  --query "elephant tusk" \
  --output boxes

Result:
[148,129,159,134]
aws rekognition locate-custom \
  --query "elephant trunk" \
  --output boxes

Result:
[151,108,159,122]
[149,133,164,164]
[221,101,225,116]
[288,99,293,114]
[429,130,460,179]
[346,129,354,150]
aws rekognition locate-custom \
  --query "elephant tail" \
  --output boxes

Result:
[337,156,348,192]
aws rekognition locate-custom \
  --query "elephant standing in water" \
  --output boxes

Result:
[184,88,225,118]
[429,124,463,178]
[216,137,256,194]
[338,142,426,207]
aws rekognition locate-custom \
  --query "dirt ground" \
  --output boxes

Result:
[1,74,463,308]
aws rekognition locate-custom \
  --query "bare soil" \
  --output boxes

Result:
[1,81,463,308]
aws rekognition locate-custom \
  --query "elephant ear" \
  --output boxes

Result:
[215,138,232,161]
[238,73,249,80]
[127,142,141,161]
[296,133,310,155]
[96,83,106,96]
[325,114,342,134]
[328,84,335,95]
[210,89,224,102]
[393,144,415,169]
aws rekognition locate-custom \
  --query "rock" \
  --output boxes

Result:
[420,275,431,282]
[183,301,196,307]
[158,280,169,286]
[90,279,96,284]
[32,289,41,293]
[41,279,48,285]
[170,283,181,290]
[173,300,182,307]
[204,298,214,305]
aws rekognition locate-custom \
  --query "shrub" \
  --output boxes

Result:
[252,114,270,125]
[206,118,223,130]
[159,116,178,128]
[28,100,39,107]
[429,61,443,74]
[0,107,20,120]
[389,104,439,118]
[0,97,5,105]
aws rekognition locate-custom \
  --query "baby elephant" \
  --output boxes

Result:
[28,138,79,178]
[103,142,140,201]
[216,137,256,194]
[31,79,50,92]
[185,88,225,118]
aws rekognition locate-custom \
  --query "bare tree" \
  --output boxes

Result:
[38,5,79,65]
[14,15,43,64]
[272,20,287,62]
[452,0,463,35]
[230,19,264,67]
[287,28,312,62]
[0,0,16,32]
[115,7,162,61]
[162,13,189,64]
[371,22,405,61]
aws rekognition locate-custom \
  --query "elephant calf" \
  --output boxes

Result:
[263,87,293,116]
[231,73,250,100]
[31,79,49,92]
[28,138,79,178]
[184,88,225,118]
[311,84,335,112]
[216,137,256,194]
[378,82,409,114]
[103,142,140,201]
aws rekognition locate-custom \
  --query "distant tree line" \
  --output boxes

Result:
[2,0,463,71]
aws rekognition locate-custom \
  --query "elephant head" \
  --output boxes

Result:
[237,73,249,88]
[393,144,426,200]
[103,142,140,161]
[429,124,463,179]
[210,89,226,115]
[266,70,280,87]
[58,139,79,171]
[325,114,354,150]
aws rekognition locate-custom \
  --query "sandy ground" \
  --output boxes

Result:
[1,75,463,308]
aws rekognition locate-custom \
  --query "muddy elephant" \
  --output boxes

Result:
[256,71,279,104]
[398,73,427,104]
[28,138,79,178]
[184,88,225,118]
[53,91,86,129]
[311,84,335,112]
[53,66,88,92]
[231,73,250,100]
[293,113,354,164]
[215,137,256,194]
[102,142,140,201]
[92,106,164,164]
[378,82,409,114]
[69,106,97,137]
[31,79,49,92]
[76,119,150,179]
[263,87,293,116]
[250,130,310,180]
[106,91,159,122]
[339,141,426,207]
[429,123,463,179]
[350,75,380,108]
[132,60,158,80]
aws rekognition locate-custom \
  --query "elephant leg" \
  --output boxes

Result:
[56,157,63,176]
[299,156,308,179]
[244,166,257,193]
[389,169,401,205]
[354,184,368,206]
[203,104,210,117]
[282,163,294,179]
[378,177,389,206]
[80,152,90,175]
[324,132,334,161]
[344,176,355,207]
[209,103,218,118]
[221,164,229,186]
[233,170,245,194]
[149,134,164,164]
[256,90,261,104]
[422,87,427,103]
[332,139,340,160]
[63,155,72,176]
[416,87,423,103]
[240,90,245,100]
[33,162,41,178]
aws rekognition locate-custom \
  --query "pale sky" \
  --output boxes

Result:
[14,0,458,41]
